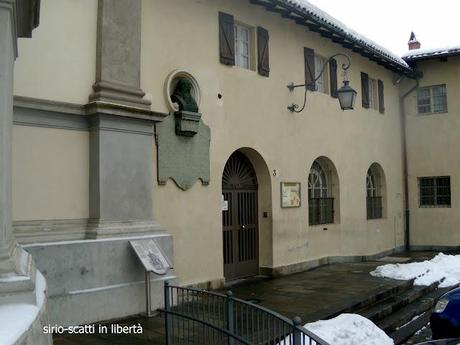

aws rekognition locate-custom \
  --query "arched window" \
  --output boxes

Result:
[308,161,328,198]
[308,160,334,225]
[366,165,384,219]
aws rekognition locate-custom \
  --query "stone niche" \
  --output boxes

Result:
[166,70,202,137]
[156,70,210,191]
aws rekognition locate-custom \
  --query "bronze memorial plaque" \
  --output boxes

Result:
[130,239,171,275]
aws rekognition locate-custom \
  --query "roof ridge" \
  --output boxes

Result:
[283,0,408,68]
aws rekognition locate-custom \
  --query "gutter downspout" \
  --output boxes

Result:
[398,74,420,251]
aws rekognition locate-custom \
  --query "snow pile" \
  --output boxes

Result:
[371,253,460,288]
[279,314,393,345]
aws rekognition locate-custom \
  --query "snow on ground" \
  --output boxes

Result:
[371,253,460,288]
[279,313,393,345]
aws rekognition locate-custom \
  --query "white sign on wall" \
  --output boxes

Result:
[130,239,171,275]
[222,194,229,211]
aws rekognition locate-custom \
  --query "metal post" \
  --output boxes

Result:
[226,291,235,345]
[145,271,154,317]
[164,281,172,345]
[292,316,302,345]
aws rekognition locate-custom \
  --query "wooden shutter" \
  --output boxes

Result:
[257,27,270,77]
[361,72,369,108]
[304,47,315,91]
[219,12,235,66]
[329,58,338,98]
[378,79,385,113]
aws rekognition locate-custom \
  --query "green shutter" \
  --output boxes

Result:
[304,47,315,91]
[329,58,338,98]
[219,12,235,66]
[378,79,385,113]
[361,72,369,108]
[257,27,270,77]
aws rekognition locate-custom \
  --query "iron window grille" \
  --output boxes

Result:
[419,176,451,207]
[309,197,334,225]
[308,161,334,225]
[417,85,447,114]
[366,167,383,219]
[367,197,383,219]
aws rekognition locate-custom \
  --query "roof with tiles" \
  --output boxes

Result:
[250,0,415,76]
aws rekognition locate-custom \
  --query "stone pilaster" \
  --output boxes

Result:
[89,0,150,109]
[86,0,167,238]
[0,1,47,320]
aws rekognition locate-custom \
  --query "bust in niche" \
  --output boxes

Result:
[170,78,199,113]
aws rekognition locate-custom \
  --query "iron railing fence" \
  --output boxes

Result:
[160,281,330,345]
[366,196,383,219]
[308,198,334,225]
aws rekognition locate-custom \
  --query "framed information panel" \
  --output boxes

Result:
[280,182,301,208]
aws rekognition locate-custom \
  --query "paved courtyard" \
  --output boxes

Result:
[55,251,454,345]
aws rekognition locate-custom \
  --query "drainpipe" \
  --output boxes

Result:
[397,72,420,251]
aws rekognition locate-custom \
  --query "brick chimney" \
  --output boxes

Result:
[408,31,421,50]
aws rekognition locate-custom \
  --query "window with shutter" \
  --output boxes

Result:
[219,12,235,66]
[329,58,338,98]
[314,55,328,94]
[234,23,250,69]
[257,27,270,77]
[368,78,378,110]
[378,80,385,114]
[304,48,315,91]
[361,72,369,108]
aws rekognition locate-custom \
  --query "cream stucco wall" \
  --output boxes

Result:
[144,0,405,285]
[14,0,97,104]
[403,56,460,247]
[12,126,89,221]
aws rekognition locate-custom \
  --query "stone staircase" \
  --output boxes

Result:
[327,278,451,344]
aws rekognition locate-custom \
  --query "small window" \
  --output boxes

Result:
[417,85,447,114]
[419,176,451,207]
[234,23,250,69]
[314,55,329,94]
[308,160,334,225]
[366,166,384,219]
[361,72,382,111]
[368,78,378,110]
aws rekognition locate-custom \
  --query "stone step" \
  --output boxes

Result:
[357,282,439,323]
[388,287,452,344]
[325,278,416,320]
[376,285,451,336]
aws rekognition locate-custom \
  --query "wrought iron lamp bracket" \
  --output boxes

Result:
[287,53,352,113]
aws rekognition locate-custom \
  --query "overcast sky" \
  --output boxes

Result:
[307,0,460,55]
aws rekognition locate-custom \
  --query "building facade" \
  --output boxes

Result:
[2,0,459,331]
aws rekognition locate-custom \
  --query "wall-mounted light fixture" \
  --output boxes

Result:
[287,53,357,113]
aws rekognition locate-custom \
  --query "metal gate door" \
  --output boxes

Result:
[222,151,258,280]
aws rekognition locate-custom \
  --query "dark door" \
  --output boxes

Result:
[222,151,258,280]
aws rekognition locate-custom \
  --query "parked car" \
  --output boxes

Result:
[431,287,460,340]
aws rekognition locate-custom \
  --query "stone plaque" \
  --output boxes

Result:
[130,239,171,275]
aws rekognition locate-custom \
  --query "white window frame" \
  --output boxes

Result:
[234,23,250,70]
[314,55,329,94]
[368,78,378,110]
[417,84,448,115]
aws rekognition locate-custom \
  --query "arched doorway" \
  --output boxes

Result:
[222,151,258,280]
